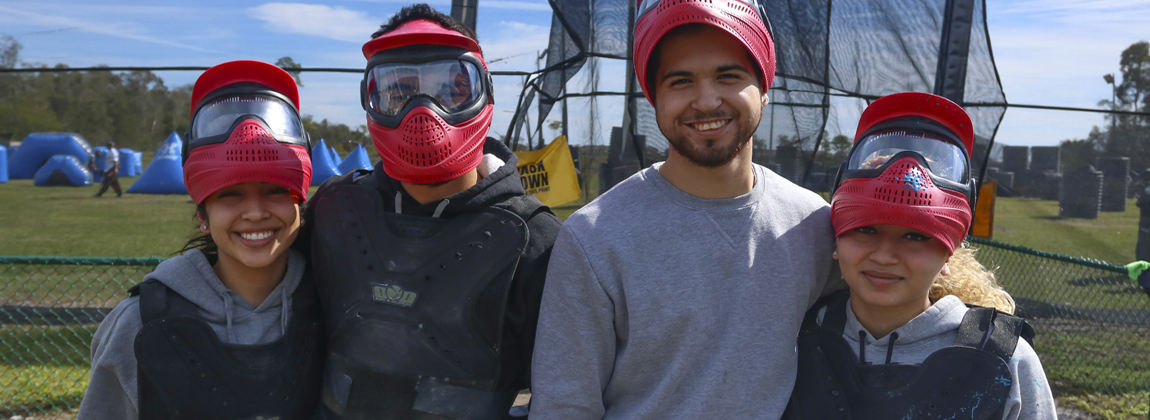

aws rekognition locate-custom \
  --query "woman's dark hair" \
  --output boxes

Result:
[174,200,308,257]
[175,203,218,257]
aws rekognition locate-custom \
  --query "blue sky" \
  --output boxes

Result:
[1,0,1148,148]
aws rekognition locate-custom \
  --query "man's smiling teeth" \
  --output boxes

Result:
[240,231,274,241]
[692,120,727,131]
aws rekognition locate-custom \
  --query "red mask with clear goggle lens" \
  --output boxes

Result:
[360,20,494,185]
[831,92,976,253]
[184,61,312,205]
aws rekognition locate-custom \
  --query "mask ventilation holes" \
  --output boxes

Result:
[225,148,280,163]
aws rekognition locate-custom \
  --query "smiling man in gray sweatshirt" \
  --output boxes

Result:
[528,1,841,419]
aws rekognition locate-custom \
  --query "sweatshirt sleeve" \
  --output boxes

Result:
[529,225,615,420]
[77,298,141,420]
[1002,339,1057,420]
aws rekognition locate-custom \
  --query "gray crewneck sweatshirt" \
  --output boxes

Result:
[826,295,1057,420]
[76,248,306,420]
[531,163,841,420]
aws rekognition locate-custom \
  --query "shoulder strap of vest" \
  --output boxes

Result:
[133,279,167,325]
[291,266,319,309]
[495,194,554,222]
[133,279,200,325]
[319,168,373,190]
[800,289,850,336]
[953,305,1034,362]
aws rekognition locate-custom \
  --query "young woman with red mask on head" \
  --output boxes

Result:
[784,92,1056,420]
[77,60,324,420]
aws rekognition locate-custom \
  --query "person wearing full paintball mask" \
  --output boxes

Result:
[784,92,1056,420]
[77,60,324,420]
[299,4,561,420]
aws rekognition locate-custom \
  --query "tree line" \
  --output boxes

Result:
[1061,41,1150,176]
[0,36,367,153]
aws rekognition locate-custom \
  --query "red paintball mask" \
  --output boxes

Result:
[184,60,312,205]
[831,92,976,253]
[361,19,494,184]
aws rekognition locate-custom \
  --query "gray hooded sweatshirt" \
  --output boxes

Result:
[830,295,1057,420]
[76,248,307,420]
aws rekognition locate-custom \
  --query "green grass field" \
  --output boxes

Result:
[1,164,1140,263]
[1,170,1148,418]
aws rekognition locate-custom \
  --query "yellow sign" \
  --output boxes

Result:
[514,135,582,207]
[971,179,997,239]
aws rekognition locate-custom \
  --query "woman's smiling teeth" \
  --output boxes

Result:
[239,231,275,241]
[691,120,728,131]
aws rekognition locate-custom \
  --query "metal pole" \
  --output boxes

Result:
[450,0,478,32]
[933,0,975,103]
[562,36,569,142]
[620,0,642,168]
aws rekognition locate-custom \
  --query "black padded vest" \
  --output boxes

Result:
[132,272,325,420]
[784,291,1034,420]
[310,171,539,420]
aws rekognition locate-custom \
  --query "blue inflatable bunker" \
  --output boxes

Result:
[338,144,373,175]
[0,145,8,183]
[310,139,341,186]
[119,149,143,177]
[127,132,187,194]
[91,146,109,182]
[328,145,343,167]
[34,155,91,186]
[8,133,92,179]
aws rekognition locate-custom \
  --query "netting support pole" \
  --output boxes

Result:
[562,36,570,142]
[619,0,644,169]
[450,0,479,32]
[933,0,975,103]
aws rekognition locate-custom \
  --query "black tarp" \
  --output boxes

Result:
[510,0,1005,190]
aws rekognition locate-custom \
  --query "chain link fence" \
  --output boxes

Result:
[969,237,1150,413]
[0,256,161,417]
[1,241,1148,417]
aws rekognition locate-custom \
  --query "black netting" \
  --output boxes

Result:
[512,0,1005,193]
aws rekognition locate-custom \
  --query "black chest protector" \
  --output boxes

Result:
[785,292,1034,420]
[310,172,533,420]
[131,271,326,420]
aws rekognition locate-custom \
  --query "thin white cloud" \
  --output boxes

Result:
[248,3,381,43]
[344,0,551,10]
[484,1,553,12]
[0,4,220,54]
[999,0,1150,15]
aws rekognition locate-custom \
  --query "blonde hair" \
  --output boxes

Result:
[929,242,1016,314]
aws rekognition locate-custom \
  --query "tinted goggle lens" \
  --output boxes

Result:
[848,130,968,183]
[192,95,303,139]
[366,60,485,116]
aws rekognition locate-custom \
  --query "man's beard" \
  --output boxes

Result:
[666,119,755,168]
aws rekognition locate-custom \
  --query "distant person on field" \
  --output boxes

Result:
[93,141,121,197]
[783,92,1056,420]
[77,60,324,420]
[529,0,843,418]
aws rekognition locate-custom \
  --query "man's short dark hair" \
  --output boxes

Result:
[646,24,764,104]
[371,3,478,46]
